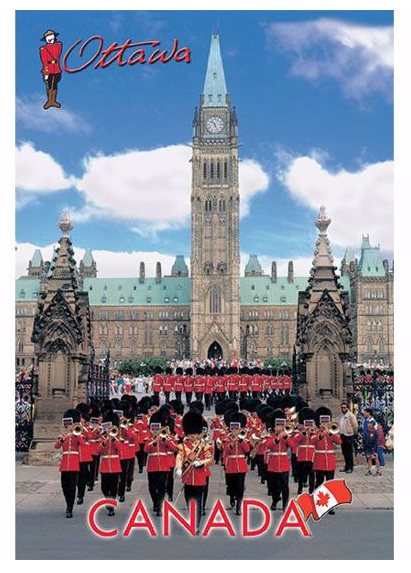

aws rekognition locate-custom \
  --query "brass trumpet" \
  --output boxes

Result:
[159,427,171,439]
[72,423,84,436]
[284,422,295,434]
[329,422,340,435]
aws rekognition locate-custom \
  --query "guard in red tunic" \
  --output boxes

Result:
[75,403,93,505]
[265,409,295,512]
[144,412,178,516]
[251,371,262,398]
[39,29,62,110]
[184,374,194,405]
[163,375,173,403]
[118,414,137,502]
[54,409,85,518]
[215,374,226,401]
[175,411,214,535]
[223,412,250,515]
[210,401,225,464]
[204,375,214,411]
[239,374,249,399]
[174,374,184,402]
[227,371,239,401]
[152,373,163,398]
[194,374,205,402]
[312,407,342,497]
[293,407,317,494]
[87,413,102,489]
[99,412,123,516]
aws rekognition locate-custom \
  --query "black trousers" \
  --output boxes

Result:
[45,72,61,89]
[89,455,99,486]
[204,394,212,410]
[315,470,335,489]
[77,461,90,499]
[195,392,203,402]
[297,461,315,494]
[118,459,133,496]
[164,391,170,403]
[184,485,204,530]
[136,443,146,472]
[153,391,160,400]
[267,471,289,510]
[166,468,174,499]
[175,391,182,401]
[226,473,246,503]
[340,434,355,470]
[240,391,248,401]
[148,471,168,510]
[202,476,209,511]
[185,391,192,404]
[61,471,78,511]
[214,442,221,464]
[101,472,120,499]
[291,452,298,479]
[252,391,261,399]
[216,392,226,401]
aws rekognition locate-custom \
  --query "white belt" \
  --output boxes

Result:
[102,455,119,459]
[227,455,246,459]
[267,452,288,456]
[147,453,168,457]
[90,439,100,443]
[63,451,79,455]
[315,450,334,454]
[299,445,315,449]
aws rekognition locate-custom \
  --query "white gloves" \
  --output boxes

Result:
[193,460,203,467]
[175,468,182,477]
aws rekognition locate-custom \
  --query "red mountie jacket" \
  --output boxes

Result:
[40,42,62,76]
[312,432,342,471]
[239,376,248,393]
[227,375,239,391]
[223,438,250,473]
[152,374,163,392]
[99,438,123,473]
[54,433,85,472]
[251,376,262,391]
[79,427,93,463]
[184,376,194,392]
[177,440,214,486]
[293,430,316,463]
[265,435,295,473]
[144,437,177,472]
[120,427,137,460]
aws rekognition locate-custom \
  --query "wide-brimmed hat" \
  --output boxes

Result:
[41,29,59,41]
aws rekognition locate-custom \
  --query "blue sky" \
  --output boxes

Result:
[15,10,393,278]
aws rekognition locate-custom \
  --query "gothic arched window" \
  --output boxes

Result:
[203,161,207,180]
[366,338,374,353]
[17,339,24,353]
[209,286,222,314]
[378,338,386,353]
[205,198,212,212]
[210,160,214,179]
[217,161,221,179]
[224,161,228,180]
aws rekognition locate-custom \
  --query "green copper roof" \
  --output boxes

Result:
[16,275,351,306]
[358,236,385,277]
[83,277,191,306]
[15,278,41,301]
[82,249,94,266]
[245,255,263,276]
[30,249,43,267]
[170,255,189,277]
[342,247,356,264]
[202,35,228,107]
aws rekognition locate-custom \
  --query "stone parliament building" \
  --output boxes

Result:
[15,35,394,374]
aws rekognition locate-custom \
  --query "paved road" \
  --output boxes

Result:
[16,506,392,560]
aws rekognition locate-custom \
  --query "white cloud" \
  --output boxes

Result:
[73,144,270,226]
[16,241,181,280]
[16,95,91,134]
[265,18,393,100]
[16,142,75,193]
[277,154,393,250]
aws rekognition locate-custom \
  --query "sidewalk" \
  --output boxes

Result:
[16,455,393,512]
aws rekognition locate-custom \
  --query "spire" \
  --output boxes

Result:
[81,249,94,266]
[171,255,189,277]
[202,34,228,107]
[58,209,74,237]
[358,235,385,277]
[312,206,334,269]
[245,255,262,277]
[31,249,43,267]
[361,234,371,249]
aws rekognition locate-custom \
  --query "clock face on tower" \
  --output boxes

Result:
[206,116,224,134]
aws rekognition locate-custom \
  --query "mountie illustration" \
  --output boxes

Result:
[39,29,62,110]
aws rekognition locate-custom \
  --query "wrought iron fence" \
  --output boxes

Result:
[87,352,110,402]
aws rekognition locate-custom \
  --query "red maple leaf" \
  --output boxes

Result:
[316,491,331,507]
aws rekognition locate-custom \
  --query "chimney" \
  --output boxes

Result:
[288,261,294,283]
[271,261,277,283]
[383,259,390,275]
[156,261,162,282]
[139,261,145,283]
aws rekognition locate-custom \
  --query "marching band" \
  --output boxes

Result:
[54,389,342,530]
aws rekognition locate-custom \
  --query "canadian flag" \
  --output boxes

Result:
[296,480,352,521]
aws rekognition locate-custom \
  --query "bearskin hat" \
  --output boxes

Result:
[189,400,204,414]
[280,394,298,411]
[298,407,316,425]
[266,409,286,431]
[228,411,247,428]
[149,411,165,427]
[266,395,283,409]
[102,410,120,427]
[215,401,226,416]
[182,410,203,435]
[75,402,89,416]
[248,398,262,413]
[224,408,238,426]
[151,394,160,407]
[239,397,251,412]
[63,408,80,423]
[314,406,332,427]
[224,399,239,412]
[257,405,274,425]
[169,399,184,416]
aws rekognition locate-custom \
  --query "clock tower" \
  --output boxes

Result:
[190,34,240,361]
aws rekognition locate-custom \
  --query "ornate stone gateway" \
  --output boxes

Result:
[294,207,352,413]
[208,341,223,360]
[15,371,34,452]
[29,212,93,462]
